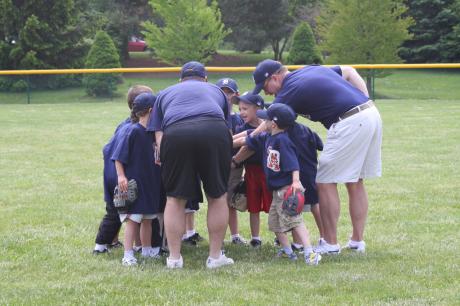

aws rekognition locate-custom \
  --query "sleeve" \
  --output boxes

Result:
[330,65,342,76]
[279,137,299,172]
[147,95,164,132]
[313,131,324,151]
[111,128,134,164]
[245,133,266,154]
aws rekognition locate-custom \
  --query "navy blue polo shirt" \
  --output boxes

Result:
[273,65,369,129]
[148,80,230,131]
[246,131,299,191]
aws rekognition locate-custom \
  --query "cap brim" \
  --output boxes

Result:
[220,85,237,93]
[256,109,270,120]
[252,82,264,95]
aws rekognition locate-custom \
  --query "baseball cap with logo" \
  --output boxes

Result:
[133,93,157,113]
[216,78,239,93]
[231,92,265,108]
[252,59,282,94]
[256,103,296,128]
[180,61,207,79]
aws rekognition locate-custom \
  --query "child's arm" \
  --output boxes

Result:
[115,161,128,193]
[231,146,255,168]
[233,135,247,148]
[154,131,163,165]
[291,170,304,193]
[248,120,269,137]
[232,130,248,141]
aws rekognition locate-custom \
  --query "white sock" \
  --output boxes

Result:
[142,246,153,256]
[124,249,134,258]
[94,244,107,252]
[252,236,261,241]
[231,234,240,240]
[186,230,196,238]
[133,245,142,252]
[292,243,302,249]
[152,247,160,255]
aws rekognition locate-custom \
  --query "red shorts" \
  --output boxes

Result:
[244,164,272,213]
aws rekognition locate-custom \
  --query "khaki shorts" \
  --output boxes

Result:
[268,187,304,233]
[227,167,244,206]
[119,214,156,224]
[316,105,382,183]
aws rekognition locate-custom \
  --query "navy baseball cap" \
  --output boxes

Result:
[252,59,282,94]
[133,93,156,113]
[231,92,265,108]
[256,103,296,128]
[216,78,239,93]
[180,61,207,79]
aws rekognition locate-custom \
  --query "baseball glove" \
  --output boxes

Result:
[113,179,138,213]
[230,180,247,212]
[282,187,305,216]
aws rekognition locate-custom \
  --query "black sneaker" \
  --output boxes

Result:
[92,248,109,255]
[231,236,247,245]
[291,243,304,253]
[250,239,262,248]
[273,237,280,247]
[108,241,123,249]
[190,232,204,242]
[158,247,169,257]
[182,236,197,246]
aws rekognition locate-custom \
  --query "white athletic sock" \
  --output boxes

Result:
[124,249,135,258]
[94,244,107,252]
[252,236,261,241]
[141,246,153,256]
[292,243,302,249]
[231,234,240,240]
[186,230,196,238]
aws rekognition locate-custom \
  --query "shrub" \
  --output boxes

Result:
[287,22,322,65]
[83,31,122,97]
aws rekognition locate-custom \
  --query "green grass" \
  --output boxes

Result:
[0,73,459,304]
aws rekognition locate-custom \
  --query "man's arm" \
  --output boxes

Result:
[154,131,163,165]
[339,66,369,98]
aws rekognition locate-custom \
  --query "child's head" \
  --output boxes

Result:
[131,93,157,123]
[256,103,296,132]
[127,85,153,110]
[216,78,239,103]
[232,92,265,125]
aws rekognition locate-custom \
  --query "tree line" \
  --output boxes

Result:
[0,0,459,94]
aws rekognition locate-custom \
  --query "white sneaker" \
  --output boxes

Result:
[305,252,322,266]
[122,256,137,266]
[141,248,161,259]
[166,256,183,269]
[343,239,366,253]
[314,241,341,255]
[206,254,234,269]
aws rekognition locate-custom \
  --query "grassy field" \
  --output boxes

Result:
[0,71,459,304]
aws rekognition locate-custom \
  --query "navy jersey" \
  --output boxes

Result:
[235,122,263,165]
[273,65,369,129]
[231,113,244,155]
[246,131,299,191]
[111,123,162,214]
[147,80,230,131]
[102,118,131,204]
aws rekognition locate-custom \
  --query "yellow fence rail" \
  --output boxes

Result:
[1,63,460,75]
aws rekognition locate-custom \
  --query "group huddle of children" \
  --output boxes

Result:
[93,77,327,268]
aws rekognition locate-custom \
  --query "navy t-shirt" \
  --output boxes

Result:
[147,80,230,131]
[111,123,162,214]
[231,113,244,155]
[273,65,369,129]
[102,118,131,204]
[246,131,299,191]
[287,122,322,185]
[235,122,263,165]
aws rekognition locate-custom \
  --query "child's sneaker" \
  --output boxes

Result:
[273,237,280,247]
[206,254,234,269]
[277,249,298,261]
[108,241,123,249]
[122,256,137,266]
[166,256,183,269]
[231,236,247,245]
[190,232,204,242]
[343,239,366,253]
[250,238,262,248]
[291,243,304,253]
[141,248,161,259]
[315,241,341,255]
[133,245,142,253]
[305,252,322,266]
[92,248,108,255]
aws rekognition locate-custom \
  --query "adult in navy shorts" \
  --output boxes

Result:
[148,61,234,269]
[252,60,382,255]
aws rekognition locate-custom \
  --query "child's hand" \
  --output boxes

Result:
[118,175,128,193]
[291,179,305,194]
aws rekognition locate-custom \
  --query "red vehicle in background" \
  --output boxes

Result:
[128,36,147,52]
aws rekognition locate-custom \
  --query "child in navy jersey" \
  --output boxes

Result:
[234,104,321,265]
[112,93,162,266]
[232,92,272,248]
[93,85,153,254]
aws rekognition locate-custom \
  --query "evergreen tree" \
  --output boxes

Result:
[83,31,122,97]
[287,22,322,65]
[399,0,460,62]
[142,0,230,65]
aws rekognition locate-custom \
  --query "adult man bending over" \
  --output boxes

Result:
[149,61,234,268]
[252,60,382,254]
